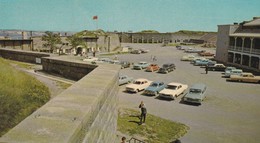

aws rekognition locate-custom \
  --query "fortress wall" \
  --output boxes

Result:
[0,48,49,64]
[0,50,120,143]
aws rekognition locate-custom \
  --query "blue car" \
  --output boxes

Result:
[143,81,166,96]
[183,83,207,104]
[133,61,150,70]
[194,59,216,66]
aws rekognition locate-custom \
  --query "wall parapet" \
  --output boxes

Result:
[0,48,50,64]
[0,55,120,143]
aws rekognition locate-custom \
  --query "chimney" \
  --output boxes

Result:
[22,31,27,39]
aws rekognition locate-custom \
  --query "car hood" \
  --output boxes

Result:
[145,86,159,92]
[184,93,202,99]
[159,89,177,95]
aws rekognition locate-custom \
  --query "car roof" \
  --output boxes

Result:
[135,78,148,81]
[190,83,206,89]
[167,82,183,86]
[152,81,163,84]
[231,69,242,72]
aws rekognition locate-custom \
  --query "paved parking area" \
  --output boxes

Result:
[115,43,260,143]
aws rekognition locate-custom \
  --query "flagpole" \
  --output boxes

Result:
[96,19,98,30]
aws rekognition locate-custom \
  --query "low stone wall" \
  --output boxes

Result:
[41,56,97,80]
[0,48,50,64]
[0,63,120,143]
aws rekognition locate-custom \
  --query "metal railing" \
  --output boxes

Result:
[228,46,260,55]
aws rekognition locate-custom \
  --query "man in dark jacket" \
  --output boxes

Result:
[139,101,147,124]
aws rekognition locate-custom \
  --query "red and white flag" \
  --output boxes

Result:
[93,15,98,20]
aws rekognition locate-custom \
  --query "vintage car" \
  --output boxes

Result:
[224,69,243,78]
[125,78,152,93]
[131,49,141,54]
[199,52,215,57]
[158,63,175,73]
[185,48,205,53]
[120,61,131,69]
[143,81,166,96]
[194,59,216,66]
[158,82,188,100]
[225,66,236,73]
[190,57,207,64]
[133,61,150,70]
[183,83,207,104]
[226,72,260,83]
[139,48,149,53]
[119,75,133,86]
[146,64,160,72]
[82,57,98,62]
[207,64,226,71]
[181,55,196,61]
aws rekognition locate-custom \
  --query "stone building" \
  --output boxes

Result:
[215,17,260,73]
[31,31,121,54]
[0,31,33,51]
[0,39,33,51]
[118,32,216,46]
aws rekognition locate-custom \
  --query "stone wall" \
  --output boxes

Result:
[0,48,50,64]
[41,56,97,80]
[0,60,120,143]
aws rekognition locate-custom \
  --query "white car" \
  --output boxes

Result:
[181,55,196,61]
[82,57,98,62]
[159,82,188,100]
[125,78,152,93]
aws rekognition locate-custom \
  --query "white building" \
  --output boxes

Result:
[216,17,260,73]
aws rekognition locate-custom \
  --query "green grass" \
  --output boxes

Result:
[56,81,72,89]
[0,58,50,137]
[118,108,189,143]
[6,59,34,69]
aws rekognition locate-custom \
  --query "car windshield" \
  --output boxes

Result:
[150,83,158,87]
[190,89,201,93]
[166,85,177,90]
[134,81,142,84]
[163,65,169,68]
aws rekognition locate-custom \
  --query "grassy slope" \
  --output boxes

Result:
[0,58,50,136]
[118,108,189,143]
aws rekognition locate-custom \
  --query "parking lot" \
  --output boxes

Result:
[115,43,260,143]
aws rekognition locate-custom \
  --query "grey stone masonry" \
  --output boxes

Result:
[0,48,50,64]
[0,62,120,143]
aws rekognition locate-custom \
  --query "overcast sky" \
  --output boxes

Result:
[1,0,259,32]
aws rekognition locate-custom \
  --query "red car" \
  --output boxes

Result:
[146,64,160,72]
[199,52,215,56]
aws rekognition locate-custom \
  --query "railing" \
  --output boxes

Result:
[243,48,250,53]
[128,137,146,143]
[252,48,260,55]
[228,46,260,55]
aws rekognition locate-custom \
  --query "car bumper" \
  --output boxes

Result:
[183,98,202,104]
[143,90,157,96]
[159,94,174,99]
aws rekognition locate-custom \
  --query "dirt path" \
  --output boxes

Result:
[11,63,74,98]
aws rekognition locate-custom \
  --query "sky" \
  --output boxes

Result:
[0,0,259,32]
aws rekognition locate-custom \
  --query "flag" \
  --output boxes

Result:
[93,16,98,20]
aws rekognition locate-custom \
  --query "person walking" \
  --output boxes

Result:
[139,101,147,125]
[205,65,208,74]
